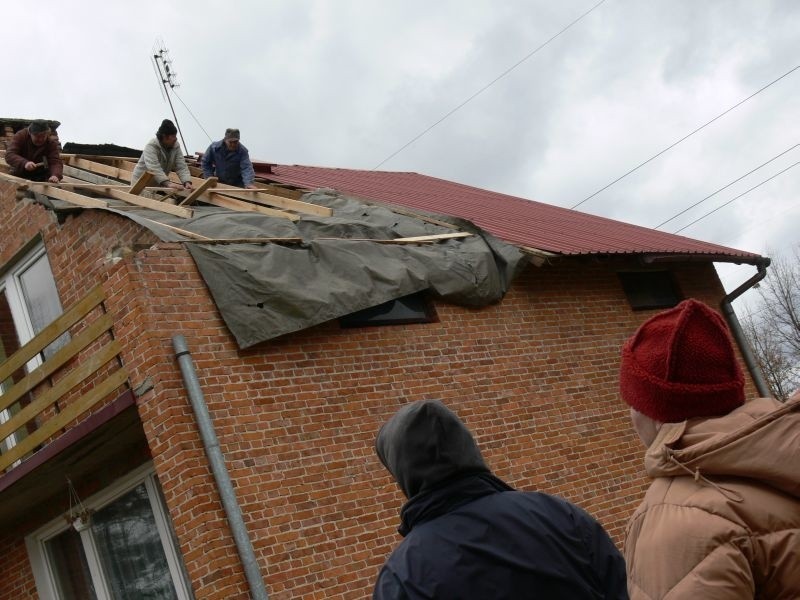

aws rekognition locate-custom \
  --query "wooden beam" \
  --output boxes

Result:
[25,182,128,190]
[181,237,304,245]
[252,182,305,200]
[62,165,123,186]
[0,172,32,187]
[36,185,109,209]
[65,156,133,182]
[201,195,299,220]
[316,232,472,244]
[129,171,155,195]
[101,188,193,218]
[136,218,212,241]
[179,176,217,206]
[210,189,332,217]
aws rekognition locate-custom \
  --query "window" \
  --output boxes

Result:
[339,292,437,327]
[0,243,67,364]
[618,271,682,310]
[0,244,66,454]
[26,465,193,600]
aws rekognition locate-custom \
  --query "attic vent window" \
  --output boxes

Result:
[339,292,437,327]
[618,271,682,310]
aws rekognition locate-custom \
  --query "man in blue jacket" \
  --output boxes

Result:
[201,128,257,188]
[373,400,628,600]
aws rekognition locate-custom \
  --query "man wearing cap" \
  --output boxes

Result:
[4,120,63,183]
[132,119,193,191]
[373,399,628,599]
[619,299,800,599]
[201,128,257,189]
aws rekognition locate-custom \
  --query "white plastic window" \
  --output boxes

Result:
[26,464,193,600]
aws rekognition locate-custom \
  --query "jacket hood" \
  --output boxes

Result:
[375,400,489,499]
[645,396,800,498]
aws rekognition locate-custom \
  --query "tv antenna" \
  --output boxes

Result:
[151,38,190,153]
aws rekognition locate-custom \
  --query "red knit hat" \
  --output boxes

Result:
[619,299,745,423]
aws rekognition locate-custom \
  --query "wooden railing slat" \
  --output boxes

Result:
[0,286,105,384]
[0,368,129,472]
[0,313,114,414]
[0,340,122,444]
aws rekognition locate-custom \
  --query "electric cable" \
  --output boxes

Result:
[674,159,800,233]
[172,88,214,144]
[571,63,800,210]
[654,143,799,229]
[372,0,609,170]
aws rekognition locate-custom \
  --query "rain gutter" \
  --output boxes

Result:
[173,335,269,600]
[719,258,772,397]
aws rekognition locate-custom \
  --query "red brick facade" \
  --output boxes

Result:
[0,181,757,598]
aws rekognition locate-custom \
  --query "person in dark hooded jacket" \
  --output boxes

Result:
[373,399,628,600]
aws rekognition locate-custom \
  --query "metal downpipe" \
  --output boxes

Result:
[172,335,269,600]
[719,258,772,398]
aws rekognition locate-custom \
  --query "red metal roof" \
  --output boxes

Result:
[255,163,761,263]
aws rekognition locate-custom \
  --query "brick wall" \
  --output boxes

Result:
[0,183,758,599]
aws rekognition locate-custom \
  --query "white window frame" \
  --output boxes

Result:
[25,463,193,600]
[0,243,61,372]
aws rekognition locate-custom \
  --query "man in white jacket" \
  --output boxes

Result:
[132,119,193,191]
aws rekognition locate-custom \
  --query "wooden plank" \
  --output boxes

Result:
[387,232,471,243]
[201,195,299,221]
[0,172,33,187]
[210,189,332,217]
[252,183,305,200]
[26,182,129,190]
[316,232,472,244]
[101,188,193,218]
[0,314,114,414]
[0,368,129,472]
[129,171,155,195]
[0,340,122,445]
[65,156,133,182]
[0,286,106,384]
[179,176,217,206]
[182,237,304,245]
[36,185,109,209]
[136,218,212,241]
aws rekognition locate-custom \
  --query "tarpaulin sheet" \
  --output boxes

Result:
[52,190,528,348]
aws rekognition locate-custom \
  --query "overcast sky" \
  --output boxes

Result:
[5,1,798,306]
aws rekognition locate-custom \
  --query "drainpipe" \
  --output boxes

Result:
[172,335,269,600]
[719,258,772,398]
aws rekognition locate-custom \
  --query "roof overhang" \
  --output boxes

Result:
[638,253,768,267]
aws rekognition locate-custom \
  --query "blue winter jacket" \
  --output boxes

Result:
[373,400,628,600]
[201,140,255,187]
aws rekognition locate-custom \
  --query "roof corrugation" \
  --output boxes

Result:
[255,163,761,263]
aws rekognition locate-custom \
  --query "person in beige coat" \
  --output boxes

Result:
[619,298,800,599]
[132,119,193,190]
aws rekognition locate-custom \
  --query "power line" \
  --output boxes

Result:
[571,62,800,210]
[372,0,609,170]
[674,159,800,234]
[172,88,214,147]
[654,143,800,229]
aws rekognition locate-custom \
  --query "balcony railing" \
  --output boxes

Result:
[0,285,128,472]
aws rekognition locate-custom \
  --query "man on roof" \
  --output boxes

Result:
[132,119,193,190]
[201,128,257,189]
[4,120,63,183]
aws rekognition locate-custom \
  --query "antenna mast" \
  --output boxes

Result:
[152,39,190,154]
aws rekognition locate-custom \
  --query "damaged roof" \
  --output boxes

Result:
[254,162,762,264]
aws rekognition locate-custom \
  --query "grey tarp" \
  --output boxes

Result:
[49,190,528,348]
